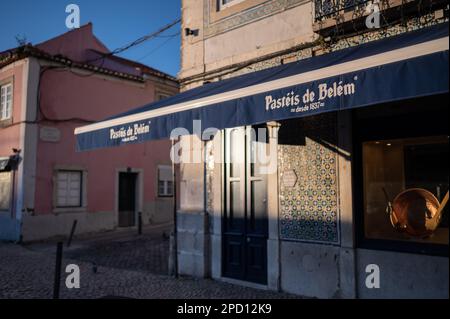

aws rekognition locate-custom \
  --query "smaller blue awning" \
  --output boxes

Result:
[75,23,449,152]
[0,158,10,171]
[0,156,19,172]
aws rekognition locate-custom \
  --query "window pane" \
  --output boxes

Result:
[67,196,80,206]
[250,127,269,177]
[56,171,82,207]
[167,181,173,196]
[5,101,11,118]
[57,196,67,206]
[0,84,12,119]
[221,0,243,6]
[58,172,68,181]
[363,136,449,245]
[157,165,173,197]
[229,181,243,229]
[158,166,173,182]
[158,180,166,196]
[229,128,244,177]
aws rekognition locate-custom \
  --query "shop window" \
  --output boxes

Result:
[354,95,449,255]
[0,82,13,121]
[362,136,449,245]
[158,165,173,197]
[56,170,83,207]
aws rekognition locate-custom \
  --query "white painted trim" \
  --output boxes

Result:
[18,58,39,221]
[75,37,449,135]
[15,58,31,221]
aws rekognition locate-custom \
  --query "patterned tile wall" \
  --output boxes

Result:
[278,113,339,243]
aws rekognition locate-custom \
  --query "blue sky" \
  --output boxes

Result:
[0,0,181,76]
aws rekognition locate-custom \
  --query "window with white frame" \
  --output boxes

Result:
[56,170,83,207]
[158,165,173,197]
[218,0,246,10]
[0,83,13,121]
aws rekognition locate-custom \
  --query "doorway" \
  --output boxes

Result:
[222,126,268,284]
[118,172,137,227]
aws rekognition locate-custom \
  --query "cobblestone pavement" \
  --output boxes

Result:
[63,235,169,275]
[0,228,299,299]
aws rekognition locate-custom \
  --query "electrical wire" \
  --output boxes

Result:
[87,18,181,63]
[137,31,180,62]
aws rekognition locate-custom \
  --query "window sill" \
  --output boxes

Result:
[357,237,449,257]
[53,207,87,214]
[0,118,13,128]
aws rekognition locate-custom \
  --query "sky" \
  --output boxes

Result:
[0,0,181,77]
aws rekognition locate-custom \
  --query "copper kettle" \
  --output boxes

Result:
[384,188,449,237]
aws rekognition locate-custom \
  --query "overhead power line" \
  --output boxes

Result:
[138,31,180,62]
[87,17,181,63]
[110,18,181,55]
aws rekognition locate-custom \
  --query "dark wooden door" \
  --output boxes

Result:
[118,172,137,227]
[223,127,268,284]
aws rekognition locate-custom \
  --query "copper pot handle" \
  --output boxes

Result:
[431,190,449,226]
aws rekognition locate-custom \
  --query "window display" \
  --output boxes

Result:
[362,136,449,245]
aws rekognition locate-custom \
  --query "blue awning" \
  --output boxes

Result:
[75,23,449,151]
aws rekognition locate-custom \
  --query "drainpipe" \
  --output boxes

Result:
[203,139,211,278]
[171,138,178,278]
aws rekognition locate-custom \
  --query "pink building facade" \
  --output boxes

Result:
[0,24,178,241]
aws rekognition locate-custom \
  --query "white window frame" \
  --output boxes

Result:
[55,170,83,208]
[0,82,13,121]
[218,0,246,10]
[157,165,173,197]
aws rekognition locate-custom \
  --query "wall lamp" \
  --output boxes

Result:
[185,28,199,37]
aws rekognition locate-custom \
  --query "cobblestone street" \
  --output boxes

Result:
[0,225,299,299]
[63,234,170,275]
